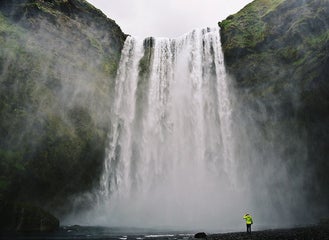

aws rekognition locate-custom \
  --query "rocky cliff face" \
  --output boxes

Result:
[220,0,329,216]
[0,0,126,214]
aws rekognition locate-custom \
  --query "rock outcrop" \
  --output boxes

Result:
[195,232,208,239]
[219,0,329,216]
[0,0,126,215]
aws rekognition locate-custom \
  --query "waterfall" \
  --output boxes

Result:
[70,27,308,231]
[92,27,247,230]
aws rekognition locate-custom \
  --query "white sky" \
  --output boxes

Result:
[87,0,253,38]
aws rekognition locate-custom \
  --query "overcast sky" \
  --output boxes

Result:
[86,0,253,38]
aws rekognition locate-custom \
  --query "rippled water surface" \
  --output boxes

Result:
[1,226,195,240]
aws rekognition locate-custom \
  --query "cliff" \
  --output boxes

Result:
[220,0,329,216]
[0,0,126,215]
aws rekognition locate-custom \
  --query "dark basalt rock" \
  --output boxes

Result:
[209,225,329,240]
[219,0,329,218]
[195,232,207,238]
[0,0,126,216]
[0,200,59,232]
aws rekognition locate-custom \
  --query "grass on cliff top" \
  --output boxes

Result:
[0,13,25,36]
[25,0,99,16]
[219,0,285,49]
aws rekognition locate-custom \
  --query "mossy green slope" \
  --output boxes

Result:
[0,0,126,214]
[220,0,329,213]
[219,0,285,51]
[220,0,329,90]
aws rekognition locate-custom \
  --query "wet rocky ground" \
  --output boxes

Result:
[208,225,329,240]
[1,224,329,240]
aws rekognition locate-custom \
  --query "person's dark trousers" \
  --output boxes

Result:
[246,224,251,233]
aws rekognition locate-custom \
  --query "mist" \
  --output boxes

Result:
[64,27,311,232]
[0,0,123,210]
[65,28,249,231]
[2,20,112,145]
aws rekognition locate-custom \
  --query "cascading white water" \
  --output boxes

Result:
[92,28,249,230]
[64,26,311,231]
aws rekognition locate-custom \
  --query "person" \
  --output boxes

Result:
[243,213,253,233]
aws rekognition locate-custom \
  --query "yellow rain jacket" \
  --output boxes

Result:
[243,214,253,224]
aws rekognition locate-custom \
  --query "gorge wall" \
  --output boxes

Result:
[220,0,329,218]
[0,0,126,214]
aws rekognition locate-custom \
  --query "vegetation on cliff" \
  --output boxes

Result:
[0,0,126,215]
[220,0,329,216]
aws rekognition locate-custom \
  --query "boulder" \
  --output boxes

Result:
[194,232,207,238]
